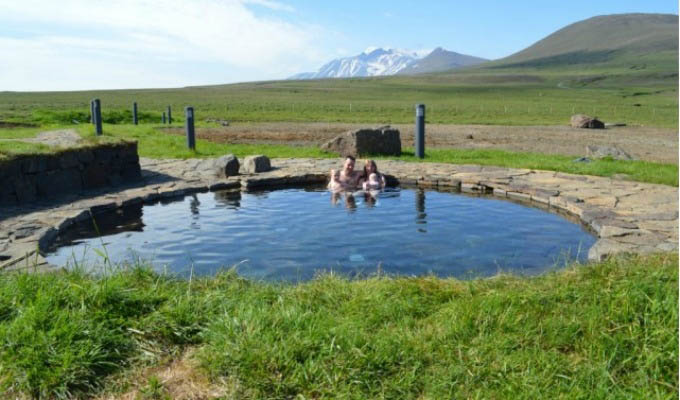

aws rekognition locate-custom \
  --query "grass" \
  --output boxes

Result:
[76,124,331,160]
[386,149,679,186]
[0,253,676,398]
[85,124,679,186]
[0,65,676,129]
[0,123,675,186]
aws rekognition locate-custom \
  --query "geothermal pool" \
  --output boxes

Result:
[46,187,595,281]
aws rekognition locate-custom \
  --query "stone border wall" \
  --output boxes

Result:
[0,142,141,204]
[0,157,676,272]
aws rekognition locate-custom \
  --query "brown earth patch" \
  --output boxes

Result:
[96,349,242,400]
[158,122,678,164]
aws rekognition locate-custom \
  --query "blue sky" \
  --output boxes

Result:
[0,0,676,91]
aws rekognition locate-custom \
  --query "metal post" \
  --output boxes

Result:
[90,100,95,124]
[94,98,102,136]
[185,106,195,150]
[162,112,166,124]
[415,104,425,159]
[132,102,138,125]
[167,106,172,124]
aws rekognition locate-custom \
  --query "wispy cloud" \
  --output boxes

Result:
[243,0,296,12]
[0,0,323,90]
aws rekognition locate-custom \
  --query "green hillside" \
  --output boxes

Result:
[487,13,678,69]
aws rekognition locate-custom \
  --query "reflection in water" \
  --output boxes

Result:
[213,190,242,208]
[189,194,201,229]
[330,191,358,212]
[415,189,427,232]
[344,193,357,212]
[189,195,200,216]
[51,205,145,248]
[46,187,596,282]
[363,191,377,207]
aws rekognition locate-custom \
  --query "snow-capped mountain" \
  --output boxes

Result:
[289,48,420,79]
[289,47,488,79]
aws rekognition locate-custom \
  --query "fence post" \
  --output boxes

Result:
[90,100,95,124]
[415,104,425,159]
[167,106,172,124]
[185,107,195,150]
[132,102,138,125]
[162,112,166,124]
[93,98,102,136]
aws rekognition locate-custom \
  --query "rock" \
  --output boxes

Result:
[12,175,37,203]
[212,154,240,178]
[588,239,635,261]
[466,134,474,139]
[21,155,48,173]
[120,163,142,181]
[585,145,635,161]
[572,157,592,163]
[570,114,605,129]
[82,164,109,187]
[36,168,83,196]
[242,155,271,173]
[320,126,401,157]
[58,151,80,169]
[206,118,230,127]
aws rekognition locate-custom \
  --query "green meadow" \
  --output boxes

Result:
[0,65,677,128]
[0,253,676,399]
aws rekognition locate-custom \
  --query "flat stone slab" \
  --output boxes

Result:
[1,157,676,272]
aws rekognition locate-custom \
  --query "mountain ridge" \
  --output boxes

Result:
[397,47,488,75]
[289,47,486,80]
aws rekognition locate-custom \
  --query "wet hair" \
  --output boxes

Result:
[362,160,379,181]
[345,155,356,162]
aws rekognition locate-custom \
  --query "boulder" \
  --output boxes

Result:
[585,145,635,161]
[570,114,605,129]
[242,155,271,173]
[321,126,401,157]
[197,154,240,177]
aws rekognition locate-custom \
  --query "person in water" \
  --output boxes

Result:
[328,155,362,190]
[361,159,386,190]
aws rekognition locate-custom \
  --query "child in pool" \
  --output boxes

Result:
[361,160,386,190]
[328,169,342,190]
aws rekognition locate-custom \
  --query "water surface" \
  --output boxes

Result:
[46,187,595,281]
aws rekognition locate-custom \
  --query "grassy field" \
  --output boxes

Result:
[0,253,676,399]
[0,65,677,129]
[83,124,680,186]
[1,123,676,186]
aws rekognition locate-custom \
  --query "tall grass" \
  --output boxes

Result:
[0,253,676,398]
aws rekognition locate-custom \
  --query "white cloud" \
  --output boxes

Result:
[242,0,296,12]
[0,0,325,90]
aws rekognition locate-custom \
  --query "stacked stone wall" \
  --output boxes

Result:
[0,142,141,204]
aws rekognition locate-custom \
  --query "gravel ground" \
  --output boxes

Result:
[20,129,83,147]
[162,122,678,164]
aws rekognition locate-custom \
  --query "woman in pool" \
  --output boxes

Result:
[360,159,386,190]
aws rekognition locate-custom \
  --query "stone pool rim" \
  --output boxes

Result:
[1,157,677,272]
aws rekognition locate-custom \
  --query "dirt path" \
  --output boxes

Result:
[162,123,678,164]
